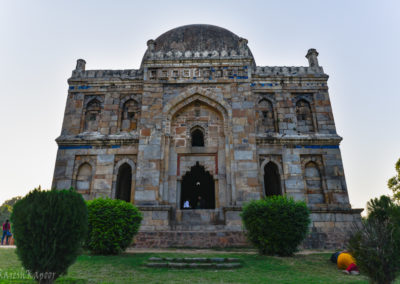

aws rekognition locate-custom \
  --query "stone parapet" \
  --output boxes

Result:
[255,66,326,77]
[142,50,253,61]
[70,69,142,80]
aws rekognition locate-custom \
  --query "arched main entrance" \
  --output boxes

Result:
[181,162,215,209]
[264,162,282,196]
[116,163,132,202]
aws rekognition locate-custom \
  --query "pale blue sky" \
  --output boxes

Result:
[0,0,399,210]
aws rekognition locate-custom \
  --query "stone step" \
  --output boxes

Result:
[134,231,249,248]
[172,224,227,231]
[175,209,223,225]
[148,257,240,263]
[146,262,242,269]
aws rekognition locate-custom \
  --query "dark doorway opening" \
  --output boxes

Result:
[191,129,204,146]
[264,162,282,196]
[116,163,132,202]
[181,162,215,209]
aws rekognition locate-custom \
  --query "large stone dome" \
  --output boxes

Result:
[142,24,254,63]
[155,24,244,52]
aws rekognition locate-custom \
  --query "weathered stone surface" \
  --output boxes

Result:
[152,211,168,220]
[135,190,156,201]
[234,151,253,160]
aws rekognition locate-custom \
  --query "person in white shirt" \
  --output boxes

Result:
[183,200,190,209]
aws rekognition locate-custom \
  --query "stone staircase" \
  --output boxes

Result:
[145,257,242,269]
[134,230,248,248]
[134,207,248,248]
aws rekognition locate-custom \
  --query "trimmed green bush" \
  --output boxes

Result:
[348,195,400,284]
[11,187,87,284]
[85,198,142,255]
[241,195,310,256]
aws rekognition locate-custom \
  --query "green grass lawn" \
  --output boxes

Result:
[0,247,387,284]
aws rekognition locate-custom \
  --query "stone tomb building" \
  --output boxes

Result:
[52,24,362,248]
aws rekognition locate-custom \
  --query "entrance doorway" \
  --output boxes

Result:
[264,162,282,196]
[181,162,215,209]
[116,163,132,202]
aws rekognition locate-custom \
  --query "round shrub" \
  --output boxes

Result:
[85,198,142,254]
[241,195,310,256]
[11,187,87,283]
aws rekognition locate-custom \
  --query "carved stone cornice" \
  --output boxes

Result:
[256,133,342,146]
[56,134,139,147]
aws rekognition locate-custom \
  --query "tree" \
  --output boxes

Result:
[348,195,400,284]
[0,196,22,224]
[388,158,400,202]
[11,187,87,284]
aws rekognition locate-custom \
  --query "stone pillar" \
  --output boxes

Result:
[176,179,181,208]
[215,179,220,208]
[306,49,319,67]
[75,59,86,71]
[161,135,171,203]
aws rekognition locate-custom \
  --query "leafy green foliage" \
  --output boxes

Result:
[85,198,142,255]
[388,158,400,202]
[0,196,22,225]
[10,187,87,283]
[241,195,310,256]
[348,195,400,284]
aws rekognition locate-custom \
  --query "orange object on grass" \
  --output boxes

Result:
[337,252,356,269]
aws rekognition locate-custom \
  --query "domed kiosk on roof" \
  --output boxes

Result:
[54,24,362,249]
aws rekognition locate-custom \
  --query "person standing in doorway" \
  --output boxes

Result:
[196,196,206,209]
[1,220,11,245]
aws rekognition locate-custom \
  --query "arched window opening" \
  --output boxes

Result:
[84,99,101,132]
[263,162,281,196]
[76,163,92,193]
[296,99,314,133]
[116,163,132,202]
[181,162,215,209]
[191,129,204,147]
[257,99,276,133]
[121,99,139,131]
[305,162,324,204]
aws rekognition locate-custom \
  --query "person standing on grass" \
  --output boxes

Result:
[1,219,11,245]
